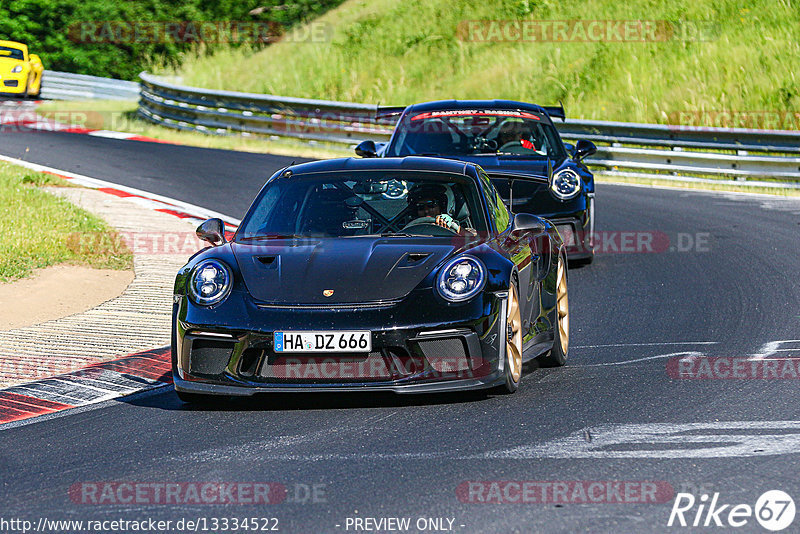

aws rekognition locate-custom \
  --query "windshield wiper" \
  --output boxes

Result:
[239,234,303,241]
[380,232,414,237]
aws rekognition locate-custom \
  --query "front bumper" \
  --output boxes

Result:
[551,193,595,260]
[173,290,509,395]
[0,76,26,94]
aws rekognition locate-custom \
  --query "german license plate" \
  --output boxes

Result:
[274,331,372,353]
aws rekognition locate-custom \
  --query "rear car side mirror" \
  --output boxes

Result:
[510,213,546,236]
[196,218,226,246]
[355,140,378,158]
[572,140,597,162]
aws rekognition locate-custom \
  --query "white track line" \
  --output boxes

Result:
[572,341,719,349]
[574,351,704,367]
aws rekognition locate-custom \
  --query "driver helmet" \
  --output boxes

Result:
[407,183,449,214]
[496,119,533,147]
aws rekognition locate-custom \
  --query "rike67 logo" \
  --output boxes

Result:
[668,490,795,531]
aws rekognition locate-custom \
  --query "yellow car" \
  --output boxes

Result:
[0,40,43,97]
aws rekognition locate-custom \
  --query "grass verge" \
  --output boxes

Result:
[0,162,133,283]
[163,0,800,125]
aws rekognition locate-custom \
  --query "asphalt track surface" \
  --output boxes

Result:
[2,131,800,533]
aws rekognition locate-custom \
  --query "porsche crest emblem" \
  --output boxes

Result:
[323,289,334,297]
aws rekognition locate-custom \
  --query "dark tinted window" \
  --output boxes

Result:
[387,109,566,160]
[478,171,510,232]
[238,171,488,239]
[0,46,25,61]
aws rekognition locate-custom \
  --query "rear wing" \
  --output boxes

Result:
[541,104,566,122]
[376,106,407,120]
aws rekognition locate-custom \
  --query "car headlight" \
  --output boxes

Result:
[436,255,486,302]
[11,65,22,73]
[188,259,232,305]
[550,169,582,200]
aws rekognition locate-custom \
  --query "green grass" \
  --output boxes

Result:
[0,162,132,282]
[161,0,800,125]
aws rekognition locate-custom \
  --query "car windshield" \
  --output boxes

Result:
[237,171,488,239]
[386,109,567,159]
[0,46,25,60]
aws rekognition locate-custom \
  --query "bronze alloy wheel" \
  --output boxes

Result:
[540,254,569,368]
[506,283,523,385]
[556,257,569,355]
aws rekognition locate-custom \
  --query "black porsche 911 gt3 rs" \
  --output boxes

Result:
[172,157,570,402]
[355,100,598,263]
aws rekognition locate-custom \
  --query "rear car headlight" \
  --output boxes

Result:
[436,255,486,302]
[189,259,232,305]
[11,65,22,73]
[550,169,582,200]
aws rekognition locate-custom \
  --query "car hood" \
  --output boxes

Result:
[231,237,456,304]
[0,57,24,69]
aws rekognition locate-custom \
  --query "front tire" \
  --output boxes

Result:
[539,254,569,367]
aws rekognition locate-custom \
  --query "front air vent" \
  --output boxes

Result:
[188,339,234,375]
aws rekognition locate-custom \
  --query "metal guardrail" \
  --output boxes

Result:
[138,72,800,186]
[41,70,139,101]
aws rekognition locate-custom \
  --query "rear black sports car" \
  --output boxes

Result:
[356,100,597,263]
[172,157,570,401]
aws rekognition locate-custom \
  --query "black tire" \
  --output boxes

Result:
[539,255,569,367]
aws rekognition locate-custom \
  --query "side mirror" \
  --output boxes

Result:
[355,140,378,158]
[196,218,226,246]
[572,140,597,162]
[510,213,546,236]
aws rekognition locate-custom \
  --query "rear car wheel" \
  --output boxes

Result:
[539,255,569,367]
[496,281,523,393]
